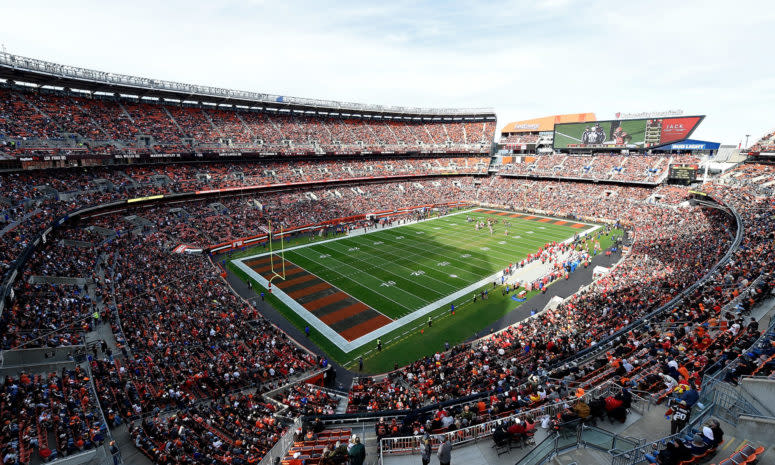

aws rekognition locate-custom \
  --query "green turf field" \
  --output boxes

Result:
[279,210,589,319]
[229,208,622,373]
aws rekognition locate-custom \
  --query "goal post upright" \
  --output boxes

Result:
[267,220,287,292]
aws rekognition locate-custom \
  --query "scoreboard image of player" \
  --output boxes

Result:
[553,116,704,150]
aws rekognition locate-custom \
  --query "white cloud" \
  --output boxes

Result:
[1,0,773,144]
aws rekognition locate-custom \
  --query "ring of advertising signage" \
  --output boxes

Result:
[553,116,703,149]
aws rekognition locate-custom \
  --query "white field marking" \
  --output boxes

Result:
[469,207,599,227]
[411,270,425,276]
[449,274,458,278]
[395,235,404,239]
[233,259,395,352]
[235,207,480,261]
[301,245,441,304]
[376,230,510,268]
[354,231,504,280]
[235,208,602,353]
[319,254,331,259]
[373,241,384,245]
[410,219,578,257]
[317,239,461,293]
[307,241,452,302]
[322,235,488,296]
[378,226,539,269]
[289,247,424,310]
[380,281,396,287]
[498,241,506,244]
[461,253,471,258]
[436,261,450,267]
[527,231,533,234]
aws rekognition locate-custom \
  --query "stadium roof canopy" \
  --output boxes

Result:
[0,52,495,121]
[501,113,596,134]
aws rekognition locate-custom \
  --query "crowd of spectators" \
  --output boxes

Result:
[0,86,495,157]
[0,157,486,283]
[0,367,108,464]
[2,155,775,463]
[347,170,775,426]
[500,134,540,145]
[499,154,676,183]
[750,129,775,152]
[129,393,284,464]
[271,383,341,416]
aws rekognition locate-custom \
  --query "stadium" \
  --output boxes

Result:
[1,5,775,465]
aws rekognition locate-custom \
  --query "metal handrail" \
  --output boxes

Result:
[258,416,302,465]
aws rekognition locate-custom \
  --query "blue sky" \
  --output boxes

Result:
[3,0,773,145]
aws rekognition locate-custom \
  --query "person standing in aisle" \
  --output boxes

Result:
[437,436,452,465]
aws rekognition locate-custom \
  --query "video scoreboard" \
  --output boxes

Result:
[669,164,698,183]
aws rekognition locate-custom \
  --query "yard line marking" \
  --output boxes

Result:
[315,241,455,297]
[290,246,429,309]
[320,238,462,292]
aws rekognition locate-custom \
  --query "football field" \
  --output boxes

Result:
[231,208,599,367]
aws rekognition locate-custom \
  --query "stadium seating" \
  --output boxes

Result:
[0,86,495,157]
[3,86,775,465]
[0,368,107,463]
[498,154,673,183]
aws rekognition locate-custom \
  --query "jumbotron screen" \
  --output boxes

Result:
[553,116,703,149]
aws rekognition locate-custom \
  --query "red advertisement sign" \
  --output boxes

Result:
[659,116,701,145]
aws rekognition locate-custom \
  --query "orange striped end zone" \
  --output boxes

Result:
[339,315,393,341]
[246,256,393,342]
